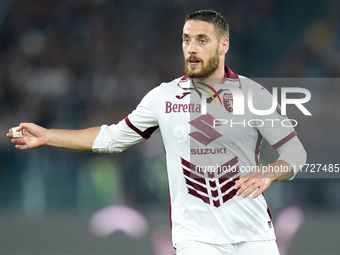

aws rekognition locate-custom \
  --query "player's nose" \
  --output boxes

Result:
[187,41,198,54]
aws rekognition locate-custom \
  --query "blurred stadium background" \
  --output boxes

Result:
[0,0,340,254]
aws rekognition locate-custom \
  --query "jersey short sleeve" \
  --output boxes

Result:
[92,86,160,153]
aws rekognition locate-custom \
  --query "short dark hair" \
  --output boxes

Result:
[185,10,229,39]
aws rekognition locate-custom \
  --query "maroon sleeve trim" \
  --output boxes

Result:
[272,131,298,150]
[124,117,159,139]
[255,130,263,166]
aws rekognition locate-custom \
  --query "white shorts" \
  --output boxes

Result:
[175,240,280,255]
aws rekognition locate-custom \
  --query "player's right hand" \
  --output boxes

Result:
[6,123,48,150]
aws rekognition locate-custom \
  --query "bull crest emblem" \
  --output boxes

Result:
[223,93,233,113]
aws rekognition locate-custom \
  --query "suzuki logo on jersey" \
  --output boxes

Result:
[181,157,240,207]
[190,147,227,155]
[189,114,222,146]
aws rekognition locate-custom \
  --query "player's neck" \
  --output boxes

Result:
[193,69,226,89]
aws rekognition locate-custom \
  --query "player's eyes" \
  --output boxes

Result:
[183,38,207,44]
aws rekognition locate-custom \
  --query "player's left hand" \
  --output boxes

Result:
[234,176,275,199]
[234,160,293,199]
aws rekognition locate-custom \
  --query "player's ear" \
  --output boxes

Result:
[220,37,229,55]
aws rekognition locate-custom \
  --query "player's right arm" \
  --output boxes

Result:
[6,123,100,152]
[7,86,161,153]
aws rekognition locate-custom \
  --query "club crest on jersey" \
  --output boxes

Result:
[223,93,233,113]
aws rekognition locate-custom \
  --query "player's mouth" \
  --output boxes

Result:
[187,58,201,67]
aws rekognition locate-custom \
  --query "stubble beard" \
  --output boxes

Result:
[184,47,220,79]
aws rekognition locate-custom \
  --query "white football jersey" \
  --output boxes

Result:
[92,66,298,245]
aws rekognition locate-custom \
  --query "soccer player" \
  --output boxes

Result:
[7,10,306,255]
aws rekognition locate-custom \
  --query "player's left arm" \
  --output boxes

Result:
[234,136,307,199]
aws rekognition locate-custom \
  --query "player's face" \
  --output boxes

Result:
[182,20,222,78]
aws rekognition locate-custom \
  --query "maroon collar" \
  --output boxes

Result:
[225,65,238,79]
